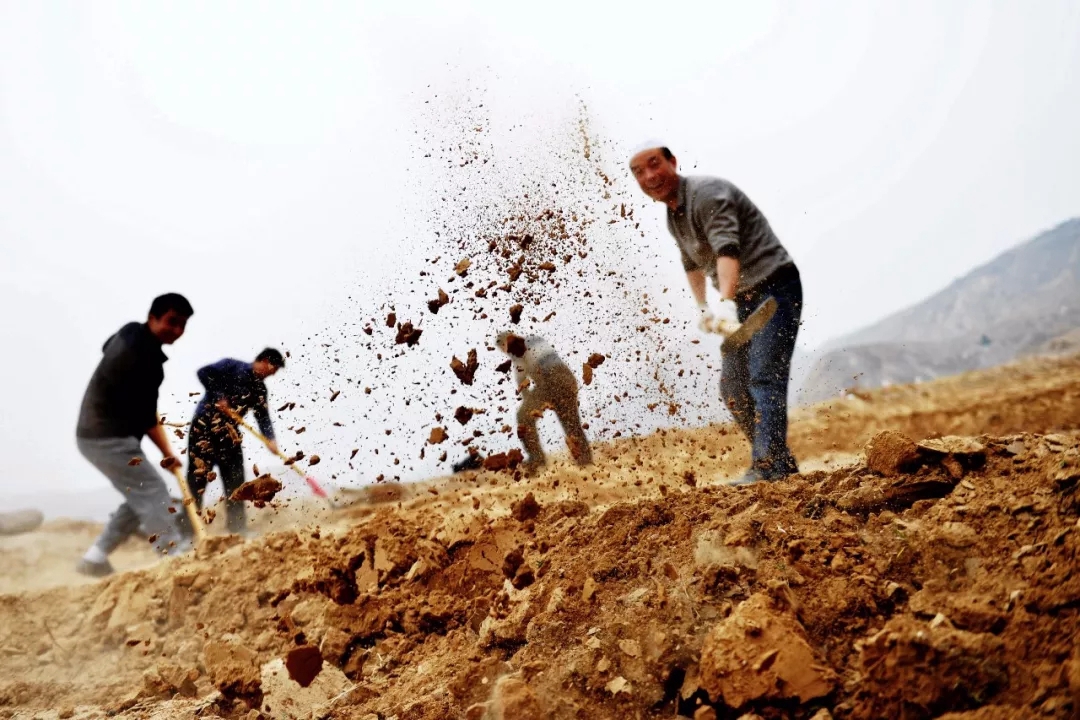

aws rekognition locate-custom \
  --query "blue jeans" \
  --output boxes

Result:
[720,264,802,479]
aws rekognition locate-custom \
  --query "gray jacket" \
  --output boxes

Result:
[666,175,794,292]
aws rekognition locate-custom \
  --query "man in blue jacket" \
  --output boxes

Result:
[187,349,284,534]
[76,293,195,577]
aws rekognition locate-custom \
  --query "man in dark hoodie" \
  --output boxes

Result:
[186,349,284,534]
[75,293,195,576]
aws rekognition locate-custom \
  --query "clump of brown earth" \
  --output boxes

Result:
[2,420,1079,719]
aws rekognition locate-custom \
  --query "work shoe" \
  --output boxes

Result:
[75,558,115,578]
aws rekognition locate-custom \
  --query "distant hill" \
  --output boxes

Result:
[800,218,1080,402]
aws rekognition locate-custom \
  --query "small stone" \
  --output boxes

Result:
[942,456,965,479]
[230,475,282,503]
[203,639,261,699]
[260,657,351,720]
[929,613,951,629]
[511,492,541,521]
[1051,462,1080,491]
[604,676,631,695]
[427,288,450,314]
[394,321,422,346]
[582,577,597,602]
[1065,643,1080,700]
[484,449,524,472]
[487,676,545,720]
[450,349,479,385]
[142,662,199,698]
[1003,439,1026,456]
[465,703,490,720]
[694,708,718,720]
[502,547,525,580]
[866,431,920,476]
[924,436,984,454]
[938,522,978,548]
[699,594,835,706]
[284,645,323,688]
[1044,433,1069,449]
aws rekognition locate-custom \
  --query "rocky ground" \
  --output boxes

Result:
[1,353,1079,720]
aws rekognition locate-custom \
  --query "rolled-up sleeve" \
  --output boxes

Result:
[700,188,741,258]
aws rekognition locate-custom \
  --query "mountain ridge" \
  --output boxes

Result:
[800,217,1080,402]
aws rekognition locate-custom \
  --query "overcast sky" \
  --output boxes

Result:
[2,0,1078,508]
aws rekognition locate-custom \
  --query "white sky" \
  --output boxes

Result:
[2,0,1078,508]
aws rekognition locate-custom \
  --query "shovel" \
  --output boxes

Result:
[220,406,340,509]
[712,297,778,352]
[159,458,208,544]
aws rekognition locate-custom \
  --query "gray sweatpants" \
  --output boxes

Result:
[77,436,188,556]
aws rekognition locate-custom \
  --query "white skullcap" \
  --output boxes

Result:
[629,140,669,160]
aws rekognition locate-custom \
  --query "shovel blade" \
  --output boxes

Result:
[721,297,778,353]
[305,476,330,498]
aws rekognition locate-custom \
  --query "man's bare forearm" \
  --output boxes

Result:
[715,256,740,300]
[146,423,177,460]
[686,270,708,305]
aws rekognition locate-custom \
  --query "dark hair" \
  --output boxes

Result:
[149,293,194,318]
[660,146,675,161]
[255,348,285,368]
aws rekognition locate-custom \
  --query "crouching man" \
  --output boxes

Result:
[496,332,592,473]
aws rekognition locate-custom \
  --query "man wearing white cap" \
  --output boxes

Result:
[629,143,802,484]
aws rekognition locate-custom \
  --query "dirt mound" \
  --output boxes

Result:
[2,425,1079,718]
[2,355,1079,718]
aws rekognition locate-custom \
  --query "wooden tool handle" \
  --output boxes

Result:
[168,465,208,542]
[221,406,335,505]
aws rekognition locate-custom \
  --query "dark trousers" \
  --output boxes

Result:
[517,360,593,467]
[187,424,248,534]
[721,264,802,479]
